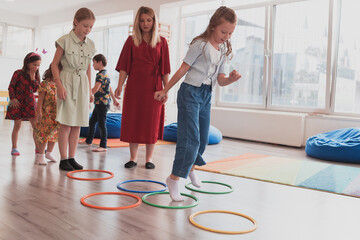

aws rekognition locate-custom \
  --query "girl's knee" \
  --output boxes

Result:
[13,121,22,130]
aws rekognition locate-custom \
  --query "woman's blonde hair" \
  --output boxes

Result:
[191,6,237,56]
[73,8,95,29]
[132,6,160,48]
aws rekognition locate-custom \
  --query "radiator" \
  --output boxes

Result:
[211,107,306,147]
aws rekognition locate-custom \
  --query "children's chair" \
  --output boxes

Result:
[0,91,9,118]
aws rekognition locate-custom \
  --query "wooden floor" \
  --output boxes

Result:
[1,116,359,240]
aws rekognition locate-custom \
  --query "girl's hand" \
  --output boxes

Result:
[114,87,122,99]
[90,94,94,103]
[57,85,67,100]
[229,70,241,83]
[161,94,168,104]
[154,90,167,102]
[10,99,20,108]
[113,99,120,108]
[29,72,36,81]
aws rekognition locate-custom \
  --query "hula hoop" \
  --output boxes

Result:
[142,192,199,209]
[189,210,257,234]
[117,179,167,193]
[185,181,233,194]
[81,192,141,210]
[67,169,114,181]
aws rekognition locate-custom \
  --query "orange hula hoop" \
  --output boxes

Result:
[80,192,142,210]
[189,210,257,234]
[67,169,114,181]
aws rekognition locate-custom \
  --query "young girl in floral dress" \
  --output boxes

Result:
[34,64,61,165]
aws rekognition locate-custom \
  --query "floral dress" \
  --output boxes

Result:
[34,80,60,143]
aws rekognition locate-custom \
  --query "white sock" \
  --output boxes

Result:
[45,152,57,162]
[166,176,184,202]
[34,153,39,164]
[37,153,47,165]
[189,170,201,188]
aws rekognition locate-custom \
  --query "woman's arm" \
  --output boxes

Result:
[162,73,169,87]
[110,87,120,107]
[114,70,127,99]
[159,73,170,103]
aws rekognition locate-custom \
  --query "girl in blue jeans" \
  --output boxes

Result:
[155,6,241,201]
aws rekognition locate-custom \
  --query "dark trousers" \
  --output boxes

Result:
[86,104,110,148]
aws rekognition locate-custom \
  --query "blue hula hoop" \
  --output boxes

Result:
[117,179,168,193]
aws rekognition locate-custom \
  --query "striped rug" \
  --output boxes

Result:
[78,138,175,148]
[195,153,360,198]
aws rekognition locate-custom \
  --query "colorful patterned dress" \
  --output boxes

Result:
[5,69,39,120]
[34,80,60,143]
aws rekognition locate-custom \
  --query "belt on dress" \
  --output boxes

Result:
[62,68,86,100]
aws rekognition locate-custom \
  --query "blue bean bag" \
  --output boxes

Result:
[305,128,360,163]
[80,113,122,139]
[163,123,222,144]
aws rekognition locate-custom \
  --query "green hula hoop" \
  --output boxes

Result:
[185,181,233,194]
[142,191,199,209]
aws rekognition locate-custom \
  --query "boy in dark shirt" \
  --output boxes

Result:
[85,54,119,152]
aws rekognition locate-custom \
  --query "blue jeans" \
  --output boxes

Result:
[86,104,110,148]
[171,82,212,178]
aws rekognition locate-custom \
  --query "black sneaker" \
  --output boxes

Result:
[124,161,137,168]
[145,162,155,169]
[68,158,83,170]
[59,159,74,171]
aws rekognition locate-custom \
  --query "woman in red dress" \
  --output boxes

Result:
[6,52,41,156]
[115,6,170,169]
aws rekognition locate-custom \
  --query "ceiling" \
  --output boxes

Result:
[0,0,111,16]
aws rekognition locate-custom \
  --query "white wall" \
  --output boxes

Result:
[165,103,360,148]
[37,0,185,26]
[0,57,23,91]
[0,9,37,28]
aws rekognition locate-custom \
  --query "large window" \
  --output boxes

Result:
[6,26,33,57]
[0,24,4,56]
[106,26,129,90]
[182,13,215,103]
[163,0,360,117]
[271,0,329,110]
[38,12,133,92]
[183,14,211,57]
[219,7,266,106]
[334,0,360,114]
[0,24,33,58]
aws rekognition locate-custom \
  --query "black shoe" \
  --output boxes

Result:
[59,159,74,171]
[145,162,155,169]
[68,158,83,170]
[124,161,137,168]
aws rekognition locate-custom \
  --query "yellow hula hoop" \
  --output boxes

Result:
[189,210,257,234]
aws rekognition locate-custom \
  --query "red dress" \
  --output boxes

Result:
[5,70,39,120]
[115,36,171,144]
